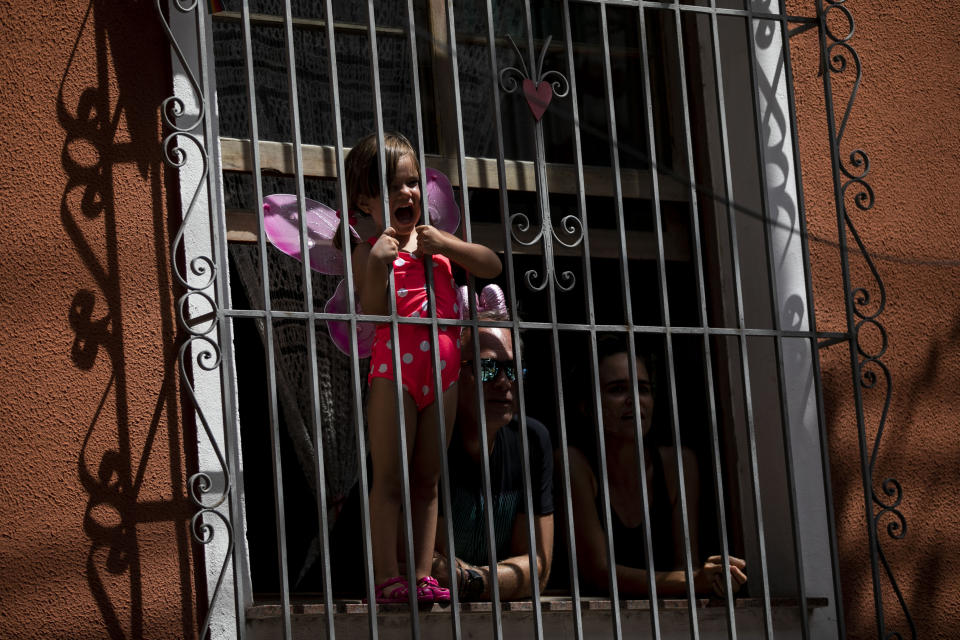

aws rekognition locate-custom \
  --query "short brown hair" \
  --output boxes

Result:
[344,132,419,213]
[334,132,419,251]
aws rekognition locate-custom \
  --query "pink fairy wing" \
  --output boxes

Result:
[324,280,376,358]
[424,168,460,234]
[262,194,358,275]
[262,176,456,358]
[263,194,372,356]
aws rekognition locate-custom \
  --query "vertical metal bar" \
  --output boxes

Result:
[364,1,422,631]
[665,3,727,635]
[276,1,337,636]
[238,1,292,635]
[779,1,847,634]
[700,6,775,635]
[516,3,549,637]
[597,5,642,639]
[213,314,246,637]
[319,0,380,634]
[742,5,810,638]
[455,3,504,637]
[215,327,245,640]
[556,2,588,636]
[235,1,271,633]
[402,1,463,636]
[694,3,740,636]
[816,1,889,636]
[630,7,682,638]
[198,5,246,636]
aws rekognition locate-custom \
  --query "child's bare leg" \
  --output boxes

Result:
[409,383,458,579]
[367,377,419,591]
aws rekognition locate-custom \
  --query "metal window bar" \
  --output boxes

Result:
[596,3,635,637]
[635,4,676,638]
[162,0,902,637]
[778,0,847,635]
[198,3,247,638]
[665,3,724,637]
[816,1,916,638]
[454,1,506,640]
[160,1,250,637]
[657,7,777,635]
[743,5,809,639]
[319,0,381,635]
[555,1,588,637]
[278,0,338,637]
[237,1,295,637]
[708,6,774,639]
[403,0,466,637]
[513,3,552,637]
[700,4,744,636]
[473,0,509,636]
[364,2,424,632]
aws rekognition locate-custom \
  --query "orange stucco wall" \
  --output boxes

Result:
[0,0,955,639]
[0,1,197,639]
[788,1,960,638]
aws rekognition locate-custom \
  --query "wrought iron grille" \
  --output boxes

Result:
[160,0,915,638]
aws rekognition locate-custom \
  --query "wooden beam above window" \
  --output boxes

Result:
[219,137,689,202]
[225,209,690,262]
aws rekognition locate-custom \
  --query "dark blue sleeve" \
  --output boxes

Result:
[526,417,554,516]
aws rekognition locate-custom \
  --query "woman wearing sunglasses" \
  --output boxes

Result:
[432,299,554,601]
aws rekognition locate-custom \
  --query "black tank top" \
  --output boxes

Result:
[591,446,678,571]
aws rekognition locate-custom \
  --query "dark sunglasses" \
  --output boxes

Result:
[462,358,526,382]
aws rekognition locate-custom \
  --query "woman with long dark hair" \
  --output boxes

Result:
[566,335,747,597]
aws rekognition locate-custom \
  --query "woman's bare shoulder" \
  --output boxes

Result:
[565,446,598,496]
[657,444,697,470]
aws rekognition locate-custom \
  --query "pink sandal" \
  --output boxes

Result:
[374,576,411,604]
[417,576,451,603]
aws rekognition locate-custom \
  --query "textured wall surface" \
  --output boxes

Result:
[0,1,196,638]
[788,1,960,638]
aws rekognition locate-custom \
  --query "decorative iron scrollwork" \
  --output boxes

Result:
[554,214,584,249]
[499,34,582,294]
[157,1,233,638]
[508,211,544,247]
[499,34,569,121]
[818,1,915,637]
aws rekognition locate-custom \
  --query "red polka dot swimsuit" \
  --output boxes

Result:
[366,237,462,410]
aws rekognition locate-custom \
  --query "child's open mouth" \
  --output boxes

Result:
[393,206,416,225]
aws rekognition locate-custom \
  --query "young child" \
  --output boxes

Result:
[343,132,502,603]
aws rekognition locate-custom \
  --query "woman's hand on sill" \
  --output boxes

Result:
[693,555,747,597]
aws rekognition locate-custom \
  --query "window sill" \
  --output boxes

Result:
[245,596,830,639]
[246,594,829,618]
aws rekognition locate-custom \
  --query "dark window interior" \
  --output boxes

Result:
[212,0,776,598]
